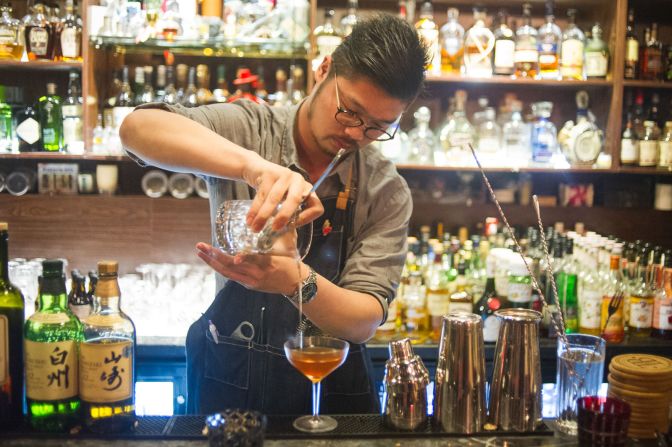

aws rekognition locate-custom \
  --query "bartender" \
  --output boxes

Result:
[120,14,429,415]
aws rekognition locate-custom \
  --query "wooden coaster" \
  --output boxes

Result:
[608,373,671,393]
[608,369,672,390]
[607,383,671,401]
[610,354,672,378]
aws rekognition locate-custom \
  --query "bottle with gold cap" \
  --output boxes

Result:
[0,222,25,429]
[79,261,136,433]
[24,259,82,432]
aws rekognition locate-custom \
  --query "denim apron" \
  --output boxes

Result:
[186,157,380,415]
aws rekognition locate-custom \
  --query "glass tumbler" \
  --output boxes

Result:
[577,396,631,447]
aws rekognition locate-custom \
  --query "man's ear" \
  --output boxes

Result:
[314,55,332,83]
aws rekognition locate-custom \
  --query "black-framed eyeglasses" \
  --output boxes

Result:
[333,75,400,142]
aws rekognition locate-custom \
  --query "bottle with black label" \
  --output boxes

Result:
[16,105,41,152]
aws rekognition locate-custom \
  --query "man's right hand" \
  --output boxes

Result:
[243,158,323,232]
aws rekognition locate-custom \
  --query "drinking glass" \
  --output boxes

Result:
[283,336,349,433]
[96,164,118,195]
[577,396,630,447]
[555,334,606,436]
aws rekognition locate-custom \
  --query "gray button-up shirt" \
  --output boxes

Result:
[132,99,411,321]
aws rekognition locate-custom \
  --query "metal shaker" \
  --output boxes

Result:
[488,308,542,432]
[382,338,429,430]
[433,312,487,434]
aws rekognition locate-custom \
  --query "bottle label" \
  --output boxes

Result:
[585,53,608,77]
[560,40,584,78]
[443,37,461,57]
[653,300,672,330]
[80,341,133,403]
[620,139,639,164]
[25,339,78,400]
[507,282,532,303]
[483,314,500,342]
[659,141,672,167]
[29,28,49,56]
[16,117,40,145]
[639,141,658,166]
[63,117,83,146]
[60,28,79,58]
[514,48,538,64]
[29,312,70,324]
[629,296,653,328]
[494,40,515,69]
[427,291,450,316]
[0,316,7,385]
[601,295,624,341]
[450,302,473,313]
[42,127,56,145]
[579,290,602,329]
[626,39,639,62]
[315,35,342,57]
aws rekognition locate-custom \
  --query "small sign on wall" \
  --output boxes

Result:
[38,163,79,195]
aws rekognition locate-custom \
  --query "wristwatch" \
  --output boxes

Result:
[284,267,318,305]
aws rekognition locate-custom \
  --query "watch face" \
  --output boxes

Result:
[302,283,318,303]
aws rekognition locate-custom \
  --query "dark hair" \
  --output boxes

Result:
[331,14,430,102]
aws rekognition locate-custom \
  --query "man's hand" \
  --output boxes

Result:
[242,158,323,232]
[196,242,306,296]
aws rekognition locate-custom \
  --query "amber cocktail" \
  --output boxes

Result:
[284,336,349,433]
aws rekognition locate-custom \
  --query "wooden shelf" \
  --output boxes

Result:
[0,59,82,70]
[395,164,672,175]
[623,80,672,89]
[0,153,130,161]
[425,75,613,88]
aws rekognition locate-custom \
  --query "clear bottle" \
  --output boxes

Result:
[502,100,530,166]
[651,256,672,339]
[659,121,672,168]
[492,9,515,76]
[439,89,475,165]
[80,261,136,433]
[601,254,625,343]
[182,66,198,107]
[401,270,429,344]
[175,64,188,104]
[530,101,558,164]
[440,7,464,75]
[406,106,435,165]
[139,66,155,105]
[476,107,502,163]
[163,65,178,105]
[0,223,25,428]
[578,250,602,335]
[24,3,54,60]
[38,82,63,152]
[339,0,359,37]
[537,0,561,79]
[559,9,585,80]
[426,247,450,343]
[639,120,659,167]
[62,71,83,153]
[196,64,213,105]
[624,8,639,80]
[463,6,494,78]
[628,262,654,337]
[24,259,82,432]
[58,0,81,62]
[212,64,230,104]
[0,85,11,151]
[584,23,609,79]
[641,23,662,81]
[313,9,342,69]
[92,113,106,154]
[514,3,538,79]
[112,66,134,130]
[154,65,166,102]
[415,1,440,75]
[620,113,639,166]
[0,1,23,60]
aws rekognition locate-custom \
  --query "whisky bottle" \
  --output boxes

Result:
[601,254,625,343]
[584,23,609,79]
[620,113,639,166]
[57,0,81,62]
[440,8,464,75]
[628,262,654,337]
[24,3,54,60]
[514,3,539,78]
[639,120,659,167]
[415,1,440,75]
[24,259,82,432]
[62,71,83,153]
[624,9,639,79]
[80,261,136,433]
[492,9,514,76]
[641,23,662,81]
[537,0,561,79]
[0,223,25,429]
[559,9,585,80]
[68,270,91,321]
[0,1,23,60]
[37,83,63,152]
[463,6,494,78]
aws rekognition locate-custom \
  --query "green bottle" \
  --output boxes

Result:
[0,86,12,151]
[24,259,82,432]
[37,83,64,152]
[0,222,25,429]
[557,239,579,333]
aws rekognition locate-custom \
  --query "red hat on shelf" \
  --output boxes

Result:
[233,68,259,85]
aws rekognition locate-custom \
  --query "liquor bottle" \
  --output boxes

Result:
[648,93,661,126]
[584,23,609,79]
[406,106,435,165]
[659,121,672,168]
[639,120,659,167]
[440,7,464,75]
[0,85,10,151]
[92,113,105,154]
[476,255,501,343]
[652,255,672,339]
[426,246,450,343]
[578,250,602,335]
[37,83,63,152]
[620,113,639,166]
[492,9,515,76]
[559,9,585,80]
[68,270,91,321]
[401,270,429,344]
[624,9,639,79]
[514,3,538,79]
[62,71,83,153]
[476,107,502,161]
[502,100,530,165]
[154,65,166,102]
[439,89,475,165]
[601,254,625,343]
[340,0,359,37]
[133,67,146,106]
[112,66,134,130]
[537,0,561,79]
[16,105,41,152]
[254,65,268,103]
[87,271,98,302]
[0,1,23,60]
[507,256,532,309]
[415,1,440,75]
[641,23,662,81]
[530,101,558,164]
[313,9,342,70]
[290,66,305,105]
[196,64,213,105]
[632,90,645,138]
[212,64,229,103]
[0,223,24,429]
[80,261,136,433]
[557,239,579,333]
[57,0,81,62]
[628,261,654,337]
[175,64,188,104]
[182,67,197,107]
[463,6,494,78]
[24,259,82,432]
[163,65,178,105]
[24,3,54,60]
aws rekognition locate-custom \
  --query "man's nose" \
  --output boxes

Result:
[344,125,366,141]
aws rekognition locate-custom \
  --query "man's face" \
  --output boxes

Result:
[307,74,407,158]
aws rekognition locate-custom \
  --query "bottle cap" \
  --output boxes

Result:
[98,260,119,276]
[42,259,64,277]
[0,222,7,231]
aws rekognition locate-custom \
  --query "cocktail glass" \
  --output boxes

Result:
[284,336,349,433]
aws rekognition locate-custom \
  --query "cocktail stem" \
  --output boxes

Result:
[312,381,321,421]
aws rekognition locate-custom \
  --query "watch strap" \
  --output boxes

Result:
[284,267,317,305]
